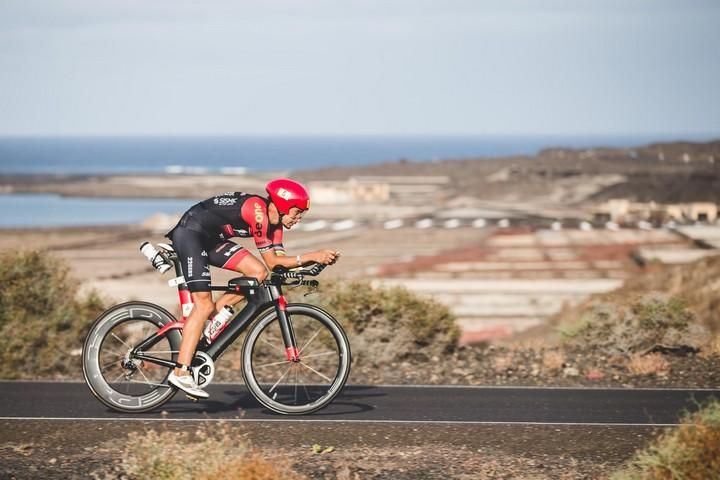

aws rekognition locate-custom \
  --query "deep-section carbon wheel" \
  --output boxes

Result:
[242,304,351,415]
[82,301,181,413]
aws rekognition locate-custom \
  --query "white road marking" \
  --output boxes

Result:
[1,380,717,392]
[364,384,720,392]
[0,416,685,427]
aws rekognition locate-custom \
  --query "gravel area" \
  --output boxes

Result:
[0,421,659,479]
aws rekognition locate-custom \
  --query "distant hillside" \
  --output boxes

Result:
[294,139,720,205]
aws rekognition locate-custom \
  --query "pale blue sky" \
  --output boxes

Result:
[1,0,718,136]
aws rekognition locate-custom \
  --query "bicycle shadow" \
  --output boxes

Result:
[151,384,384,417]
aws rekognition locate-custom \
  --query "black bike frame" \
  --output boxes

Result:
[203,281,298,362]
[131,251,301,369]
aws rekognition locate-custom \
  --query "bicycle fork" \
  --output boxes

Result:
[274,293,300,362]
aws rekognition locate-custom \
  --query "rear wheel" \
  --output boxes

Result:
[242,304,351,415]
[82,302,181,413]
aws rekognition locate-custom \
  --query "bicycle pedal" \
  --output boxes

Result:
[185,394,200,402]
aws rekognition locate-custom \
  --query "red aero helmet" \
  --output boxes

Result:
[265,178,310,214]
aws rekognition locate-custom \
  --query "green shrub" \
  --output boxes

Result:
[0,250,105,378]
[553,255,720,336]
[621,255,720,334]
[633,297,694,333]
[290,280,460,366]
[610,398,720,480]
[560,294,699,356]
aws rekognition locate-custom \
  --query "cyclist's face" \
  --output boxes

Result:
[282,207,306,228]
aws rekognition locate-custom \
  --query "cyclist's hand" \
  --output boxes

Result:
[312,249,341,265]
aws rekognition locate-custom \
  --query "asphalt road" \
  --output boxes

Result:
[1,381,717,425]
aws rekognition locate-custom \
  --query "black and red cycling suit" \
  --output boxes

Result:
[166,192,284,292]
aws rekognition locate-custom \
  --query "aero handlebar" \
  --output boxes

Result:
[271,263,327,286]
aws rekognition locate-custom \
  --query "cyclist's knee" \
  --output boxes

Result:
[246,266,268,283]
[191,293,215,316]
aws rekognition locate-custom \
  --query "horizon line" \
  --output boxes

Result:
[0,132,719,140]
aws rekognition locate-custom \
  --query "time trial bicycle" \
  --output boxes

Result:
[82,242,351,415]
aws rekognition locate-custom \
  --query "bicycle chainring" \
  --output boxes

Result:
[191,351,215,388]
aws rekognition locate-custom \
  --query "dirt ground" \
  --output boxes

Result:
[0,420,658,479]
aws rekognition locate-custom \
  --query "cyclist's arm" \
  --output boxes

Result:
[261,249,308,270]
[260,247,340,270]
[261,225,341,269]
[242,199,305,269]
[242,200,338,269]
[257,224,319,268]
[257,226,290,269]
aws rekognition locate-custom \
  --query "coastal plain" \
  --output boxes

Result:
[3,140,720,479]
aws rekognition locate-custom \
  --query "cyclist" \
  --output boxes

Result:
[165,178,340,398]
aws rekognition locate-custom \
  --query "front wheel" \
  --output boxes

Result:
[242,304,351,415]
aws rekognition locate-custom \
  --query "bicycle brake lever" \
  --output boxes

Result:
[303,280,320,296]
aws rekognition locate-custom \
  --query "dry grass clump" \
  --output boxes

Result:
[610,397,720,480]
[559,295,700,356]
[493,355,513,373]
[0,250,106,378]
[542,350,565,371]
[701,335,720,359]
[626,353,670,376]
[295,280,460,366]
[206,455,292,480]
[121,424,303,480]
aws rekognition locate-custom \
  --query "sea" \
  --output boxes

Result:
[0,134,714,228]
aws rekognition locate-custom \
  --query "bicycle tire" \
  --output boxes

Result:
[82,301,181,413]
[242,303,351,415]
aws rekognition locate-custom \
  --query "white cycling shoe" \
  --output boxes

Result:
[168,371,209,399]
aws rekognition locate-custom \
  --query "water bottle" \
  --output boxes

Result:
[203,305,235,343]
[140,241,172,274]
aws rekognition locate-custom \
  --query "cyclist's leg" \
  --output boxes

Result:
[169,290,215,397]
[209,242,268,311]
[176,291,213,368]
[170,228,215,378]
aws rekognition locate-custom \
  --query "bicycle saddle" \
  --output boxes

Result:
[228,277,260,288]
[157,243,175,252]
